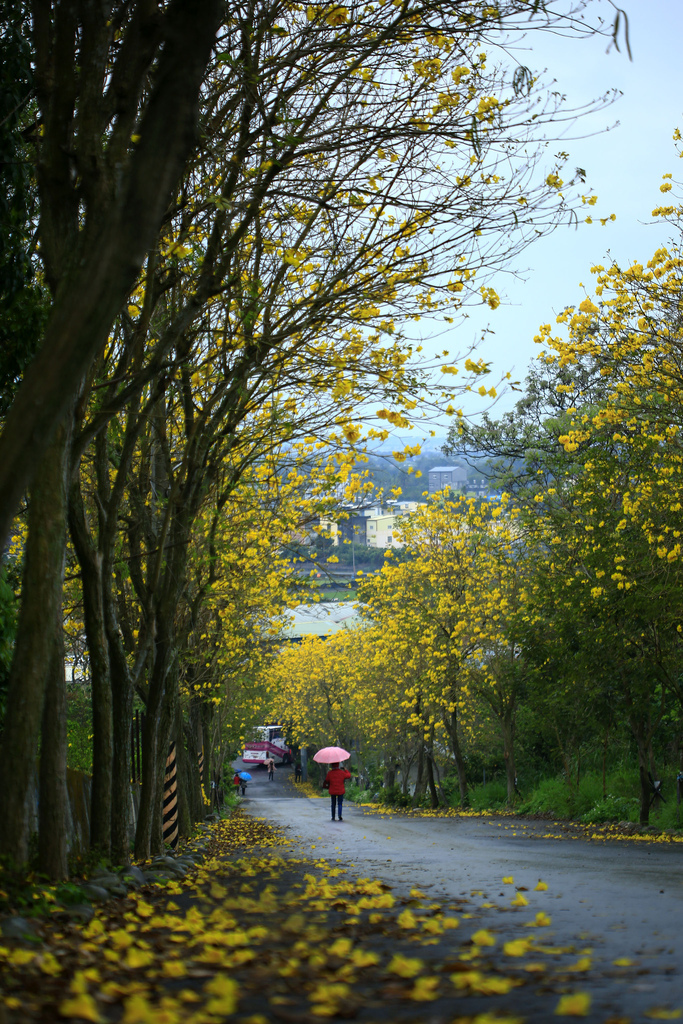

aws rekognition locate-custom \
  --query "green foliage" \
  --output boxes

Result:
[66,685,93,774]
[377,783,412,808]
[468,779,508,811]
[222,788,240,811]
[516,776,595,819]
[0,854,87,917]
[580,795,639,824]
[514,766,682,826]
[344,782,371,804]
[333,544,396,568]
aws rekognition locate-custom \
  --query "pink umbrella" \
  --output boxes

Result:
[313,745,351,763]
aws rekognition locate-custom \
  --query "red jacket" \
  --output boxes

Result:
[324,767,351,795]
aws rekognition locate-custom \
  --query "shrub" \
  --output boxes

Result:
[377,783,412,808]
[469,779,508,811]
[345,782,374,804]
[516,777,573,818]
[580,795,639,824]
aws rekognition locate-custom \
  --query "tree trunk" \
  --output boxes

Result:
[110,647,135,864]
[412,738,426,806]
[201,698,213,802]
[632,720,651,826]
[501,712,517,807]
[553,720,575,797]
[602,731,609,799]
[444,709,468,806]
[38,610,68,880]
[68,477,113,854]
[135,693,162,861]
[186,708,206,823]
[0,420,70,866]
[135,619,177,859]
[431,755,448,806]
[426,754,439,809]
[176,711,195,837]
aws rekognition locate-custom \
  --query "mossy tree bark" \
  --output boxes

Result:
[38,607,68,880]
[0,418,71,867]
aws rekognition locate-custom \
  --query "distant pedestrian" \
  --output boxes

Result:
[233,772,241,798]
[322,762,352,821]
[295,761,302,782]
[240,777,248,796]
[265,757,276,781]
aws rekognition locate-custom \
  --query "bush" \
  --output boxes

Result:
[580,795,639,824]
[469,779,508,811]
[516,777,582,819]
[345,782,374,804]
[516,769,639,821]
[378,784,412,808]
[440,773,464,806]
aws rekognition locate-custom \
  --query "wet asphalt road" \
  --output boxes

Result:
[236,761,683,1021]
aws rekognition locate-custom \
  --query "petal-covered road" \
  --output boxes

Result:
[1,768,682,1023]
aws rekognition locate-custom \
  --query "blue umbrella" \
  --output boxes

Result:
[239,771,252,781]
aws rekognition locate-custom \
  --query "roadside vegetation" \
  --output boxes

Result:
[268,160,683,831]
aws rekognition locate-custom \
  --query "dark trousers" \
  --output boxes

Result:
[330,794,344,819]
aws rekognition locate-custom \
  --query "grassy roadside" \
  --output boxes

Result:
[344,763,683,841]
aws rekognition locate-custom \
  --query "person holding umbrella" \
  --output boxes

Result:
[238,770,251,796]
[314,746,352,821]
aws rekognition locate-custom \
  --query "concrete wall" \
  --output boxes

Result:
[27,769,141,857]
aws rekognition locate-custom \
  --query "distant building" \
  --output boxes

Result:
[428,465,468,494]
[318,519,339,546]
[339,514,370,546]
[366,513,397,548]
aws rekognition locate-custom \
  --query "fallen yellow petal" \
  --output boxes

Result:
[409,976,440,1001]
[555,992,591,1017]
[388,954,424,978]
[58,993,103,1023]
[503,939,531,957]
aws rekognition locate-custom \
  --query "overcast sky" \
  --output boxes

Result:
[420,0,682,425]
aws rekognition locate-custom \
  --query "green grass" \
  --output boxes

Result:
[349,765,683,829]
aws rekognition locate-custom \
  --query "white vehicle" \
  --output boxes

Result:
[242,724,292,766]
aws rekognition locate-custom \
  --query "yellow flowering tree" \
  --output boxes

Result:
[358,496,527,805]
[447,159,683,820]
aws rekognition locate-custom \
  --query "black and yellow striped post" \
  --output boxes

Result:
[163,741,179,849]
